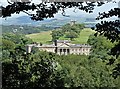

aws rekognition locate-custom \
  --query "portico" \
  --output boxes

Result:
[57,48,70,55]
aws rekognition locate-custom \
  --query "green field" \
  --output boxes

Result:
[26,31,52,44]
[26,28,95,44]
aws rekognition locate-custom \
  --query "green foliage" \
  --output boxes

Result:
[2,39,15,61]
[26,28,95,44]
[1,1,120,87]
[2,33,32,62]
[51,29,64,41]
[87,35,120,83]
[2,33,66,88]
[2,33,32,44]
[51,23,84,41]
[87,35,114,61]
[2,25,52,35]
[65,31,78,40]
[57,54,118,87]
[2,50,66,88]
[2,39,15,50]
[62,23,84,34]
[2,32,120,88]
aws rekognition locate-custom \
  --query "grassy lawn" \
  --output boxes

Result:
[72,28,95,44]
[26,28,95,44]
[60,28,95,44]
[26,31,52,44]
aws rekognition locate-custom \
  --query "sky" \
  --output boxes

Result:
[0,0,119,20]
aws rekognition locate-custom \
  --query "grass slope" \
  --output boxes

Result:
[26,28,95,44]
[73,28,95,44]
[26,31,52,44]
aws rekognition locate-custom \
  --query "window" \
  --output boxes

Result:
[83,49,84,51]
[63,49,66,52]
[60,49,62,52]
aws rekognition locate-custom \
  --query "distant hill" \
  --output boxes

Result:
[1,25,53,34]
[1,15,97,28]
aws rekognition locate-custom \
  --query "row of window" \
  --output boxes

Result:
[72,48,89,51]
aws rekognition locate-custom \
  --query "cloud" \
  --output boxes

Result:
[0,0,9,6]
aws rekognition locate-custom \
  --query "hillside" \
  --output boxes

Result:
[26,28,95,44]
[26,31,52,44]
[1,16,96,27]
[1,25,53,35]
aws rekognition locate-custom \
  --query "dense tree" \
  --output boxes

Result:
[0,1,107,20]
[1,1,118,49]
[2,33,120,88]
[57,54,119,87]
[2,39,15,61]
[1,25,52,34]
[65,31,78,40]
[51,23,84,41]
[2,51,66,88]
[93,7,120,78]
[2,39,15,50]
[2,33,32,44]
[87,35,114,61]
[1,0,120,88]
[2,33,66,88]
[87,35,120,80]
[51,29,63,41]
[61,23,84,34]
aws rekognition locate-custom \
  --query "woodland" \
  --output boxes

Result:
[0,1,120,88]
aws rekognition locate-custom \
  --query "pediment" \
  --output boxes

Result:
[57,43,70,47]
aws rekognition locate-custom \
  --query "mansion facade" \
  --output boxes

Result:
[26,40,91,55]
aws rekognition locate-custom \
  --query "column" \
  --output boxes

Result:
[65,49,67,55]
[27,45,32,53]
[66,49,68,55]
[57,49,60,55]
[63,49,66,55]
[62,49,63,55]
[60,49,62,55]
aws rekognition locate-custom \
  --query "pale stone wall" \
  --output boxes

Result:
[39,47,56,53]
[26,40,91,55]
[69,47,91,55]
[26,44,37,53]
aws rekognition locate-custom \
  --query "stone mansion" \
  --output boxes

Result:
[26,40,91,55]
